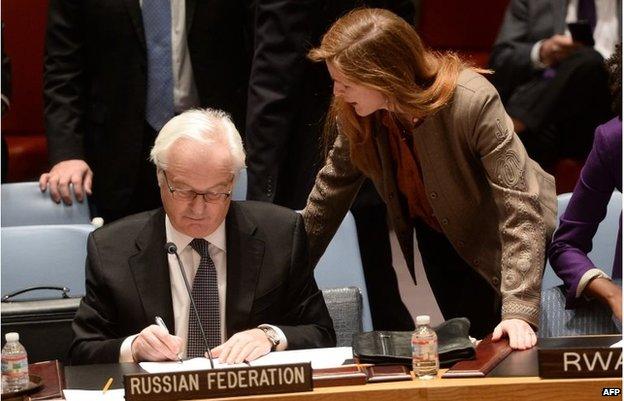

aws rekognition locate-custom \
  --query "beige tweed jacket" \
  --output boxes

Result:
[302,69,557,328]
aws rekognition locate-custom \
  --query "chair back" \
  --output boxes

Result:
[1,224,94,300]
[542,191,622,289]
[1,182,91,227]
[232,169,247,201]
[322,287,363,347]
[314,212,373,331]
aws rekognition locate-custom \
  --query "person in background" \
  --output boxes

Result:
[489,0,619,168]
[70,109,335,365]
[39,0,251,223]
[302,8,557,349]
[548,44,622,322]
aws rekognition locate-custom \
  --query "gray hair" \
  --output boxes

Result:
[149,108,246,175]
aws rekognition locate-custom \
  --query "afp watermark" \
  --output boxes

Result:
[602,388,621,396]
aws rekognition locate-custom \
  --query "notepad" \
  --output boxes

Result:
[139,346,353,373]
[63,389,125,401]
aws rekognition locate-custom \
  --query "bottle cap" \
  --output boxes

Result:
[416,315,430,325]
[5,332,19,342]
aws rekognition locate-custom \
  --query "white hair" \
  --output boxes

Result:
[149,108,246,175]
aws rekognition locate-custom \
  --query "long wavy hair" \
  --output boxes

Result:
[309,8,466,176]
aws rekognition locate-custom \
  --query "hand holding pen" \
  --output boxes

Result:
[129,316,184,362]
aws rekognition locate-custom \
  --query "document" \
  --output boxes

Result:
[63,389,125,401]
[140,346,353,373]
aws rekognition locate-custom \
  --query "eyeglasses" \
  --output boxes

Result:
[162,171,232,203]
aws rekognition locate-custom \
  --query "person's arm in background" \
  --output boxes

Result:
[468,78,557,349]
[39,0,93,206]
[548,120,622,319]
[245,0,317,203]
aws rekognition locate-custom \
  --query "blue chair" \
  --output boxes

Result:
[1,224,94,301]
[1,182,91,227]
[232,168,247,201]
[540,191,622,337]
[314,212,373,332]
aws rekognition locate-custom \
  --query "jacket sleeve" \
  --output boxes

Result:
[44,0,87,164]
[277,213,336,349]
[301,127,366,268]
[467,79,557,328]
[488,0,538,103]
[548,123,620,308]
[69,233,124,364]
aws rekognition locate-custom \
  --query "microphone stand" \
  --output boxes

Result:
[166,243,215,369]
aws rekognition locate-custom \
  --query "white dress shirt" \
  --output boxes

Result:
[140,0,200,112]
[531,0,619,67]
[119,216,286,362]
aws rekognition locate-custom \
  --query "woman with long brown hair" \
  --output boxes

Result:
[303,8,557,349]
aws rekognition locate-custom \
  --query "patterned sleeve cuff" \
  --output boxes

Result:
[577,268,611,298]
[502,300,540,328]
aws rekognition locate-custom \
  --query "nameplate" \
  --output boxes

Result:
[123,363,312,401]
[538,347,622,378]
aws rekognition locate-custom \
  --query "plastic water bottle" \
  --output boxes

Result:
[411,315,438,379]
[1,332,29,392]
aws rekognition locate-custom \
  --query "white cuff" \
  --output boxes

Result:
[258,324,288,351]
[576,268,611,298]
[531,40,547,69]
[119,334,139,363]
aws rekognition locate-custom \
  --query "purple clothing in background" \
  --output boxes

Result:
[548,117,622,309]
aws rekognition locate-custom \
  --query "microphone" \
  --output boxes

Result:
[165,242,215,368]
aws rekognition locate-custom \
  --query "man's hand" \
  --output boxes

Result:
[211,329,272,364]
[131,325,183,362]
[539,35,579,67]
[491,318,536,350]
[39,159,93,205]
[586,277,622,320]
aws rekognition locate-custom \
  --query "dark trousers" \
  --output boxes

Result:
[506,47,613,168]
[414,220,501,338]
[351,180,415,331]
[90,122,161,223]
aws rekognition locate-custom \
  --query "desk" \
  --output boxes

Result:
[64,348,621,401]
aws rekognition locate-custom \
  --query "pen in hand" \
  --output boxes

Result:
[155,315,183,363]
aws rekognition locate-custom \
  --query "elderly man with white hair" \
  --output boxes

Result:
[69,109,335,365]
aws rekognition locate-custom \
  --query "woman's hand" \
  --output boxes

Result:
[491,318,537,350]
[585,277,622,320]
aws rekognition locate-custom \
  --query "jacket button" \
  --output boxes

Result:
[458,240,465,247]
[441,218,449,225]
[388,192,395,200]
[473,258,480,266]
[430,192,438,199]
[492,277,500,286]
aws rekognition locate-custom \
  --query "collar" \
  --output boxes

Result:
[165,215,227,253]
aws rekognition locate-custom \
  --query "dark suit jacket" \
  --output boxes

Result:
[44,0,252,213]
[69,201,335,364]
[245,0,415,210]
[489,0,622,103]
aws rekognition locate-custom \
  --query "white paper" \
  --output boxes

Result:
[140,346,353,374]
[250,346,353,369]
[63,389,125,401]
[140,358,246,373]
[610,339,623,348]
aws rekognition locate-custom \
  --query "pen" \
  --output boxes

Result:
[102,377,113,394]
[155,315,183,363]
